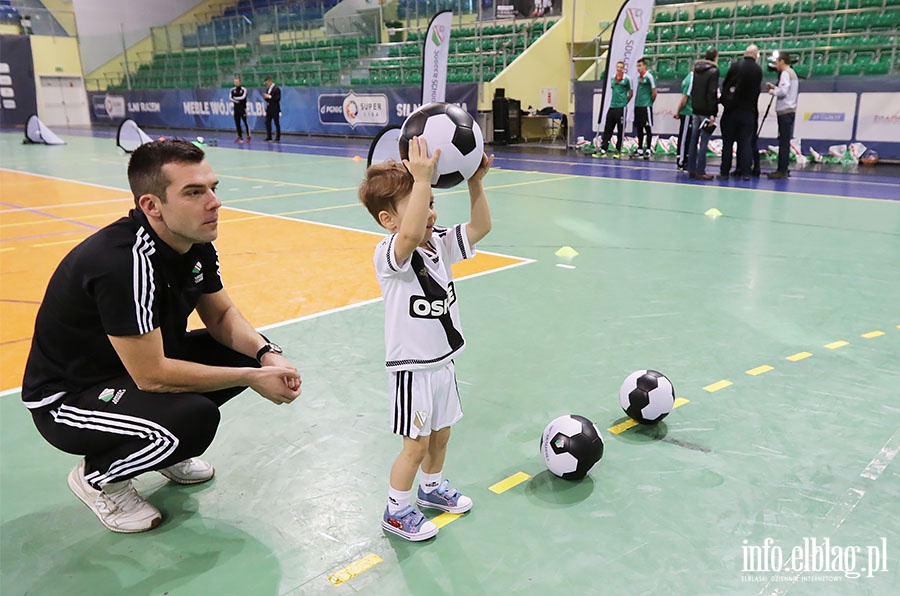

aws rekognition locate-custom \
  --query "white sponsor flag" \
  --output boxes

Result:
[598,0,655,130]
[421,10,452,104]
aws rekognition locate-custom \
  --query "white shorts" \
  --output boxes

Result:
[389,362,462,438]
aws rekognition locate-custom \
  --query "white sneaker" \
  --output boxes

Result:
[158,458,215,485]
[68,460,162,533]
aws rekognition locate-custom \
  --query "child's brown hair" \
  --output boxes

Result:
[359,161,414,225]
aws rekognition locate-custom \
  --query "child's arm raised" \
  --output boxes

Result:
[394,136,439,264]
[466,153,494,246]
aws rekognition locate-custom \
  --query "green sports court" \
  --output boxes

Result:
[1,128,898,595]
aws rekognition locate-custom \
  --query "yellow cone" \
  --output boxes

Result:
[705,208,723,218]
[554,246,579,258]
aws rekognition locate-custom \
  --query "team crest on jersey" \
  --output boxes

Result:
[98,387,125,404]
[192,261,203,283]
[413,411,428,430]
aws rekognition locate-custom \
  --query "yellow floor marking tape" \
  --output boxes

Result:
[608,418,638,434]
[786,352,812,362]
[327,554,383,586]
[489,472,531,494]
[745,365,774,376]
[703,380,733,392]
[824,340,849,349]
[432,512,464,528]
[608,398,690,435]
[861,330,884,338]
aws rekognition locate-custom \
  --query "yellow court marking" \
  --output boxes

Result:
[703,380,733,393]
[861,330,884,339]
[489,472,531,494]
[608,398,690,434]
[786,351,812,362]
[824,340,849,349]
[432,512,464,528]
[608,419,638,434]
[745,365,774,376]
[327,554,383,586]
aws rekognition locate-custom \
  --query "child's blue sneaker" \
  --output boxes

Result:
[382,506,438,541]
[416,479,473,514]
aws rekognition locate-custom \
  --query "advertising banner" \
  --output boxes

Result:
[421,11,452,105]
[757,93,857,140]
[855,92,900,143]
[0,35,39,127]
[87,84,478,136]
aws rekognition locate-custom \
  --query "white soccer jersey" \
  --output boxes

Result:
[374,223,475,371]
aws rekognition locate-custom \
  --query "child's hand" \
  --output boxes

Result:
[468,153,494,184]
[404,136,439,184]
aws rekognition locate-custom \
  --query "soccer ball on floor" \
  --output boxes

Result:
[540,414,605,480]
[398,102,484,189]
[619,369,676,424]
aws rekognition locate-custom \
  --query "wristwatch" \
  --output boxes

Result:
[256,341,283,363]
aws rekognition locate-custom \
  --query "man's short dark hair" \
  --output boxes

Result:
[778,52,792,64]
[637,57,648,66]
[127,139,205,206]
[705,47,718,61]
[616,60,625,67]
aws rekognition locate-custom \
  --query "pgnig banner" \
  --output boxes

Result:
[87,85,477,136]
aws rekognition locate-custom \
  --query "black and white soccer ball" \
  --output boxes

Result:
[399,102,484,189]
[540,414,605,480]
[619,369,675,425]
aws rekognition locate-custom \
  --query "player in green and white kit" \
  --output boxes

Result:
[633,58,657,159]
[675,70,694,170]
[594,61,632,158]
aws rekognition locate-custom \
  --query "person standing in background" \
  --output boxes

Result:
[718,45,763,181]
[674,69,694,171]
[687,48,720,181]
[633,57,657,160]
[765,52,800,179]
[230,76,250,143]
[593,61,632,159]
[263,76,281,142]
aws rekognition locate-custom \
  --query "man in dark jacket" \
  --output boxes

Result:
[263,76,281,142]
[718,45,763,180]
[687,48,720,180]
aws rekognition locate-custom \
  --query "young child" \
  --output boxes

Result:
[358,136,493,541]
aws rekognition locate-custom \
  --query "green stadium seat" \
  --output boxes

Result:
[872,12,899,29]
[814,0,838,11]
[750,19,776,37]
[693,8,712,20]
[751,5,771,16]
[862,60,890,74]
[718,22,735,37]
[658,26,675,42]
[858,0,883,7]
[792,62,812,77]
[676,25,695,39]
[712,7,732,20]
[737,5,752,18]
[675,60,691,77]
[675,9,689,21]
[813,63,837,76]
[694,23,715,38]
[794,1,814,12]
[735,21,753,37]
[772,2,793,14]
[839,62,863,75]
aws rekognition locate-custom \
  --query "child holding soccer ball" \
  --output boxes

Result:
[358,136,493,541]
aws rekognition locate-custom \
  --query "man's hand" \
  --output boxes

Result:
[257,352,301,404]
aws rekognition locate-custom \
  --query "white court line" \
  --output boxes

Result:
[759,428,900,595]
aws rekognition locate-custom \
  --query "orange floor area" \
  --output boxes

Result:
[0,171,524,390]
